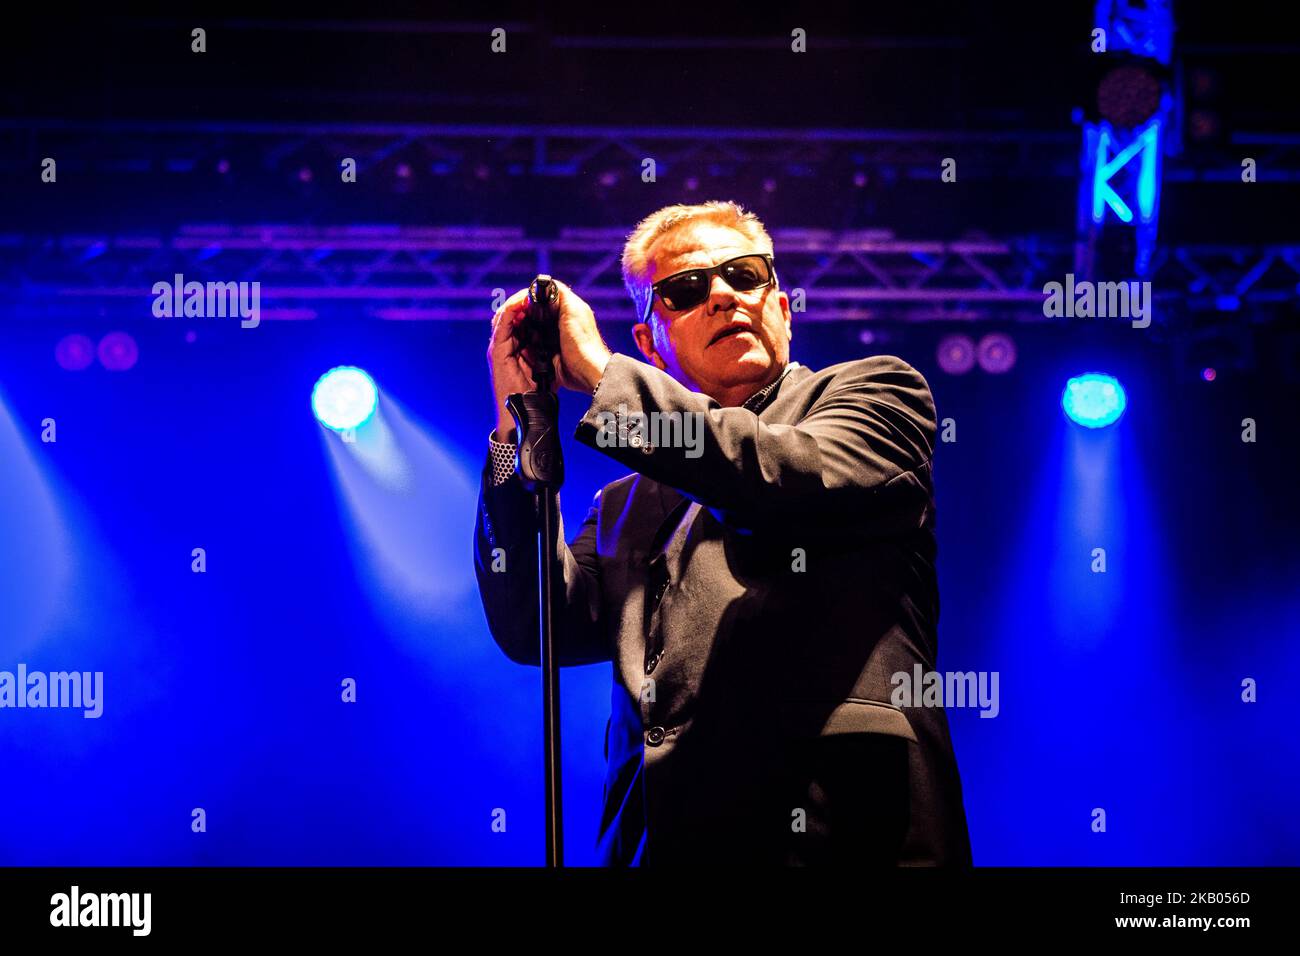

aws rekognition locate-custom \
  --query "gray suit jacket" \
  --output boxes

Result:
[474,352,972,865]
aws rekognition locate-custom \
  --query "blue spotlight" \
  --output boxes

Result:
[1062,373,1127,428]
[312,366,379,431]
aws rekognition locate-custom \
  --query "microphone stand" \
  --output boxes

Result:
[505,275,566,867]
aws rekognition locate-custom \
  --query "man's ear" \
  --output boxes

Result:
[632,321,667,370]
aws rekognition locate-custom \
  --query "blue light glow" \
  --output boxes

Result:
[1135,120,1160,223]
[1090,121,1162,225]
[312,366,379,431]
[1062,373,1127,428]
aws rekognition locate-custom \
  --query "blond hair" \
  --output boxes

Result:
[621,200,774,322]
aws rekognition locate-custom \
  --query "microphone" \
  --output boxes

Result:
[514,275,562,392]
[506,275,564,490]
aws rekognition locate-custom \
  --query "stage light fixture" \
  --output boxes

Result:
[312,366,379,432]
[1062,373,1127,429]
[55,334,96,371]
[97,331,139,371]
[976,333,1017,374]
[1097,64,1162,129]
[937,334,976,375]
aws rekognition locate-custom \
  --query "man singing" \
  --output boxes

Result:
[475,201,972,866]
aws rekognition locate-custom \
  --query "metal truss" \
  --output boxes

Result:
[5,120,1298,185]
[4,225,1296,325]
[0,119,1083,182]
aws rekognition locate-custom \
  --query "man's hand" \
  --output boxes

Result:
[550,280,612,394]
[487,282,612,440]
[487,288,541,442]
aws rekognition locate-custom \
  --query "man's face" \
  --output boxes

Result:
[632,221,792,406]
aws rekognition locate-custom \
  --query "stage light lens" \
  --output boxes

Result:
[55,333,96,371]
[1062,373,1127,428]
[977,333,1017,374]
[312,366,378,431]
[937,334,976,375]
[97,331,139,371]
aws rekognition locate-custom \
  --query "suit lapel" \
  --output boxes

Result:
[648,484,693,557]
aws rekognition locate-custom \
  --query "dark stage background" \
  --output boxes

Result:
[1,5,1297,865]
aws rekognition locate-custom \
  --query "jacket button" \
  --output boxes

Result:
[645,653,660,675]
[645,726,666,746]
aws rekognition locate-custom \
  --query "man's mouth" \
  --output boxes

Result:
[709,323,756,346]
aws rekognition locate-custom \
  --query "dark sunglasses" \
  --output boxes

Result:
[644,253,777,322]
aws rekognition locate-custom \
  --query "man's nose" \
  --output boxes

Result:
[706,274,737,314]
